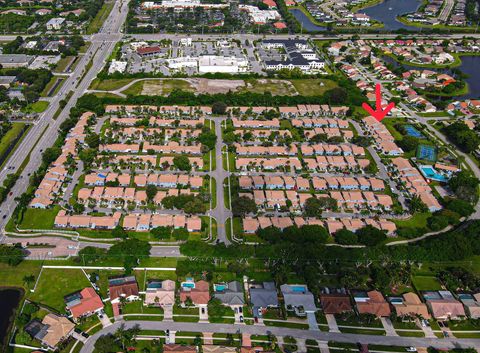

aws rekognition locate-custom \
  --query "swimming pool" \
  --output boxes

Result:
[290,285,307,293]
[214,284,227,292]
[419,165,448,182]
[181,282,195,289]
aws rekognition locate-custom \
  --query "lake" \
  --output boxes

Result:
[0,289,22,350]
[383,55,480,99]
[361,0,421,31]
[290,0,421,32]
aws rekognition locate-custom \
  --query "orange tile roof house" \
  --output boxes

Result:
[319,290,352,315]
[64,287,104,321]
[163,344,197,353]
[423,291,465,320]
[354,290,391,317]
[179,279,210,306]
[458,293,480,319]
[388,292,430,319]
[108,276,140,304]
[144,280,176,307]
[25,314,75,348]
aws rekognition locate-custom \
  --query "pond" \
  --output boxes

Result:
[290,0,421,32]
[0,289,22,348]
[361,0,421,31]
[383,55,480,100]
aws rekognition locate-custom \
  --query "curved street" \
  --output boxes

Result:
[80,320,480,353]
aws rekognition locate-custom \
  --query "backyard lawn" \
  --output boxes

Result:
[17,206,61,230]
[411,275,442,291]
[24,101,49,113]
[29,268,91,312]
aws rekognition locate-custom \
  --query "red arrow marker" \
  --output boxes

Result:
[362,83,395,122]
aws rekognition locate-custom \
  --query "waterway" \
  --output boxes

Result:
[0,289,22,350]
[383,55,480,99]
[289,0,421,32]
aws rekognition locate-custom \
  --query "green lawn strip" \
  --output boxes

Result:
[448,319,480,331]
[368,345,408,352]
[173,316,200,322]
[393,212,430,229]
[263,320,309,329]
[122,300,164,315]
[209,316,235,324]
[124,316,163,321]
[86,1,114,34]
[339,327,385,335]
[90,78,136,91]
[451,332,480,338]
[396,330,425,337]
[23,101,49,114]
[176,332,203,337]
[54,56,76,73]
[139,330,166,336]
[71,342,84,353]
[224,181,231,210]
[41,76,65,97]
[0,122,29,166]
[208,176,217,209]
[28,268,91,312]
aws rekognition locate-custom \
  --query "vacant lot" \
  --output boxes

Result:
[411,276,442,291]
[241,79,297,96]
[290,79,338,96]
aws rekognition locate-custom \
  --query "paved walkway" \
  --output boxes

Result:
[380,317,398,337]
[325,314,340,333]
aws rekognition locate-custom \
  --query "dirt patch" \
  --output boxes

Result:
[187,78,245,94]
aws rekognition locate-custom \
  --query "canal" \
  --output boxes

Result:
[0,289,22,351]
[290,0,422,32]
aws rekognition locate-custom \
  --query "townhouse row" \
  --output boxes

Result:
[54,210,202,232]
[330,191,394,210]
[105,104,349,118]
[390,157,442,212]
[362,115,403,156]
[30,112,93,209]
[111,127,202,139]
[77,186,198,207]
[238,175,385,191]
[99,142,203,155]
[242,216,396,235]
[110,116,205,128]
[97,155,204,170]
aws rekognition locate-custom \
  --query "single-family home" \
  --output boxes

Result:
[388,292,430,319]
[354,290,391,317]
[249,282,279,318]
[64,287,104,321]
[144,280,176,308]
[280,284,316,316]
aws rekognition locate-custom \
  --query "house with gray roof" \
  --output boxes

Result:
[249,281,278,318]
[280,284,317,316]
[214,281,245,307]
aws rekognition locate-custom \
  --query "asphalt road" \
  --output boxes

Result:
[80,320,480,353]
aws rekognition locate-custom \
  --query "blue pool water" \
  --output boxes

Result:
[215,284,226,292]
[181,282,195,288]
[291,285,307,293]
[419,165,448,182]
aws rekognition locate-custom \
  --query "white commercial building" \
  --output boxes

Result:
[198,55,249,73]
[109,60,128,74]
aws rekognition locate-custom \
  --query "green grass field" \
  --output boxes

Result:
[29,268,91,312]
[90,78,135,91]
[0,122,27,164]
[17,206,61,229]
[23,101,49,113]
[393,212,430,229]
[290,79,338,96]
[41,77,65,97]
[411,276,442,291]
[54,56,76,73]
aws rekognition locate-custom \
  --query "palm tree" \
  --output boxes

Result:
[23,274,35,288]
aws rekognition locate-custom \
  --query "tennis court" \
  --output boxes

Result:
[416,144,437,162]
[404,125,424,138]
